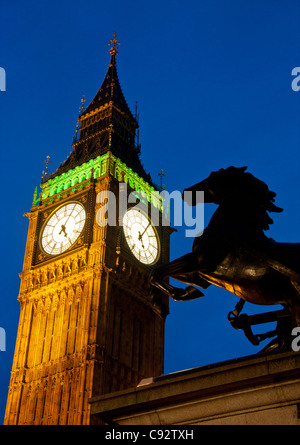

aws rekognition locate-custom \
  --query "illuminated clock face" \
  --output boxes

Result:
[123,209,160,265]
[41,202,86,255]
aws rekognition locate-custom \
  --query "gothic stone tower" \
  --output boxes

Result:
[4,34,170,425]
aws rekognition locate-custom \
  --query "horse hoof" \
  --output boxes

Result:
[172,286,204,301]
[185,286,204,299]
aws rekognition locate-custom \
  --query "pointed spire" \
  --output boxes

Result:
[81,32,134,119]
[45,34,153,185]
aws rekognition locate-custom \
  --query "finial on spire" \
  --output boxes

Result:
[74,95,86,143]
[158,168,165,191]
[134,101,139,122]
[108,31,120,56]
[42,155,51,181]
[80,94,86,112]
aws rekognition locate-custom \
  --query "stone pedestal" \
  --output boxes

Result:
[90,350,300,425]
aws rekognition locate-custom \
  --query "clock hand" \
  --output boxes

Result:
[138,223,151,249]
[61,203,76,232]
[59,204,77,237]
[138,232,145,249]
[59,224,68,237]
[138,223,150,241]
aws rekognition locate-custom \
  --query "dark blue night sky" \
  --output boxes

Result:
[1,0,300,423]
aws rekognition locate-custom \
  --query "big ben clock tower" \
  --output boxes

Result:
[4,34,170,425]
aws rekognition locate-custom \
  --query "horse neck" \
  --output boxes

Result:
[206,202,266,242]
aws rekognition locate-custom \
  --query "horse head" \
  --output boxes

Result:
[183,166,283,231]
[183,166,250,205]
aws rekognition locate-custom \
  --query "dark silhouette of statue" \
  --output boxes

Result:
[150,166,300,351]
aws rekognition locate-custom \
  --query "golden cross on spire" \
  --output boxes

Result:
[108,31,120,56]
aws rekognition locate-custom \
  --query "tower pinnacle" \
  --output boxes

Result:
[108,31,120,56]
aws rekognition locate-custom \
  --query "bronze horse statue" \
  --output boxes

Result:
[150,166,300,350]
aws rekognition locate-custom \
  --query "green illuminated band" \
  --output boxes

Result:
[33,152,165,213]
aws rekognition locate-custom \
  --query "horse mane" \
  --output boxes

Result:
[219,166,283,231]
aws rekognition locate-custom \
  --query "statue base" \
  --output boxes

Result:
[90,350,300,425]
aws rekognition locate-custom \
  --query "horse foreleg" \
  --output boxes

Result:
[150,252,205,301]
